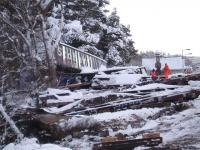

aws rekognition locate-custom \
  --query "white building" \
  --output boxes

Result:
[142,56,185,73]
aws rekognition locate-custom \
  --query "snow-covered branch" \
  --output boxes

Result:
[0,13,31,51]
[0,104,24,141]
[5,34,29,65]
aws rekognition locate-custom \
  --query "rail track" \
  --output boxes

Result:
[66,87,200,115]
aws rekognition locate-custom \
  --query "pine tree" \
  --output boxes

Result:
[61,0,109,58]
[61,1,136,65]
[98,9,136,65]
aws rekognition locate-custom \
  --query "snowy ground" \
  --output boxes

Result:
[3,90,200,150]
[62,98,200,149]
[2,71,200,149]
[3,138,72,150]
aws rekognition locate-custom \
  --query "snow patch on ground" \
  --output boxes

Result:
[40,88,83,103]
[188,80,200,87]
[93,73,145,86]
[106,98,200,145]
[63,135,95,150]
[92,108,162,122]
[149,85,193,97]
[112,74,145,85]
[3,138,71,150]
[59,116,98,131]
[43,100,82,114]
[160,98,200,143]
[114,120,158,137]
[124,83,179,92]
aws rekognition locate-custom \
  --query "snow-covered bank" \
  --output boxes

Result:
[102,97,200,146]
[161,99,200,143]
[3,138,71,150]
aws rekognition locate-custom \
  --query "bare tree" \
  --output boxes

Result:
[0,0,64,92]
[40,0,64,86]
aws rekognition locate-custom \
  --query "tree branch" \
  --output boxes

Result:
[0,104,24,141]
[5,34,29,65]
[7,0,28,28]
[0,13,31,51]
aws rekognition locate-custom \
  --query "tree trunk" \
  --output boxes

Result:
[49,62,57,87]
[0,104,24,141]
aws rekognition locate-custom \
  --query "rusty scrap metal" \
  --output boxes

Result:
[67,89,200,115]
[93,137,162,150]
[159,73,200,85]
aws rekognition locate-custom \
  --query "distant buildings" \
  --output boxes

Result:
[142,56,185,73]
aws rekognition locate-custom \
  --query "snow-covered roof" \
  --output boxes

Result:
[142,57,185,70]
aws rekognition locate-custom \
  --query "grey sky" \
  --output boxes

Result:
[109,0,200,56]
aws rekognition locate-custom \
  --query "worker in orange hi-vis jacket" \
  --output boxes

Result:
[163,63,170,80]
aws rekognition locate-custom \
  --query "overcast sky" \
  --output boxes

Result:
[109,0,200,56]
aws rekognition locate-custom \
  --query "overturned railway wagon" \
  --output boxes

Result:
[56,42,107,73]
[55,42,107,86]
